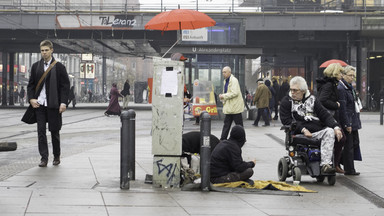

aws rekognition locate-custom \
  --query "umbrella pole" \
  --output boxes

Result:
[162,26,182,58]
[161,38,181,58]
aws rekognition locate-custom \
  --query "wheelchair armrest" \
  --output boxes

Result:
[280,125,291,131]
[292,135,321,147]
[280,123,296,133]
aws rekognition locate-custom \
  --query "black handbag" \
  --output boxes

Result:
[21,105,37,124]
[21,60,57,124]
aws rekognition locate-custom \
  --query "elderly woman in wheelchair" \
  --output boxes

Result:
[278,76,343,185]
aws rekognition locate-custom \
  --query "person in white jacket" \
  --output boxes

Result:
[219,66,244,140]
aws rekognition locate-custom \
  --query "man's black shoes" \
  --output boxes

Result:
[53,157,61,166]
[38,160,48,167]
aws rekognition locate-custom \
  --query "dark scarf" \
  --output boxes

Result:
[224,76,230,93]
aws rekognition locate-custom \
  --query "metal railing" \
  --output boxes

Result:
[0,1,383,14]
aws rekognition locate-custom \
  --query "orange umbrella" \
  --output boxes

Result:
[145,9,216,31]
[319,59,348,68]
[145,9,216,57]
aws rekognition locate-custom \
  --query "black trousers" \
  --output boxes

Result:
[274,102,279,117]
[36,106,61,161]
[220,113,243,140]
[211,168,254,184]
[253,107,270,126]
[343,129,359,173]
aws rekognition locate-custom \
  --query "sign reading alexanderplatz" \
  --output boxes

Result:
[160,46,262,56]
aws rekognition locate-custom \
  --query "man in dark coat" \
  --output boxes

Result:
[279,77,290,101]
[121,79,130,109]
[280,76,343,174]
[27,40,70,167]
[210,125,256,184]
[272,78,280,120]
[19,86,25,106]
[182,131,220,166]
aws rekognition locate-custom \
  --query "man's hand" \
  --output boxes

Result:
[334,128,343,142]
[346,127,352,134]
[59,104,66,113]
[219,94,224,100]
[251,159,256,166]
[30,99,40,108]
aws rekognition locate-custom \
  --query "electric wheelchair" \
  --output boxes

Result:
[277,124,336,186]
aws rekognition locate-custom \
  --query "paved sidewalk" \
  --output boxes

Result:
[1,111,384,215]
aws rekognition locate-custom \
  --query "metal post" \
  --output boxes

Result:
[1,52,7,106]
[120,110,136,189]
[380,99,383,125]
[200,111,211,191]
[9,53,15,105]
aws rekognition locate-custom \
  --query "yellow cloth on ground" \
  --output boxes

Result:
[213,180,316,193]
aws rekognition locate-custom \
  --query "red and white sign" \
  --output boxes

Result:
[192,104,218,116]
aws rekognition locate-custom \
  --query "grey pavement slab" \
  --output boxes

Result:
[1,109,384,215]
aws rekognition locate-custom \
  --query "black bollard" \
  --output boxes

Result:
[120,109,136,189]
[200,111,211,191]
[0,142,17,151]
[380,99,383,125]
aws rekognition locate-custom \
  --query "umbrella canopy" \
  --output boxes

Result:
[145,9,216,31]
[319,59,348,68]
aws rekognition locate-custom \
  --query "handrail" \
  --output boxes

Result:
[0,2,383,15]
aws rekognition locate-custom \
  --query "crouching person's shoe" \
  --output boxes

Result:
[38,160,48,167]
[53,157,61,166]
[321,164,336,174]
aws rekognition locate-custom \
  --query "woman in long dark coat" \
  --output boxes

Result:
[105,83,123,116]
[316,63,345,173]
[338,65,362,176]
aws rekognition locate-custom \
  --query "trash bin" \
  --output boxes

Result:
[248,107,257,120]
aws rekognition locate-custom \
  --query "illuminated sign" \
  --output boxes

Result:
[192,104,218,116]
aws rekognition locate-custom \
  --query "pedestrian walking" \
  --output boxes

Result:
[252,79,271,127]
[338,65,362,176]
[121,79,131,109]
[272,78,280,120]
[67,86,76,108]
[19,86,25,106]
[27,39,70,167]
[264,79,275,120]
[88,89,93,102]
[104,83,123,116]
[218,66,244,140]
[279,77,290,101]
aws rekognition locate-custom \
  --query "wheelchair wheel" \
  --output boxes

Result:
[327,175,336,186]
[278,158,288,181]
[316,176,325,183]
[293,167,301,182]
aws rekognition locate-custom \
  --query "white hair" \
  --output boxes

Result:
[290,76,308,92]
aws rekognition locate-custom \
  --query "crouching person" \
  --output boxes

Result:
[279,76,343,174]
[210,125,256,184]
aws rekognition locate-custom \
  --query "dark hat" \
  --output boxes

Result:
[257,78,263,82]
[264,79,271,86]
[229,125,246,146]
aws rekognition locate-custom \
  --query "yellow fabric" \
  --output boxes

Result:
[222,74,244,114]
[213,180,316,193]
